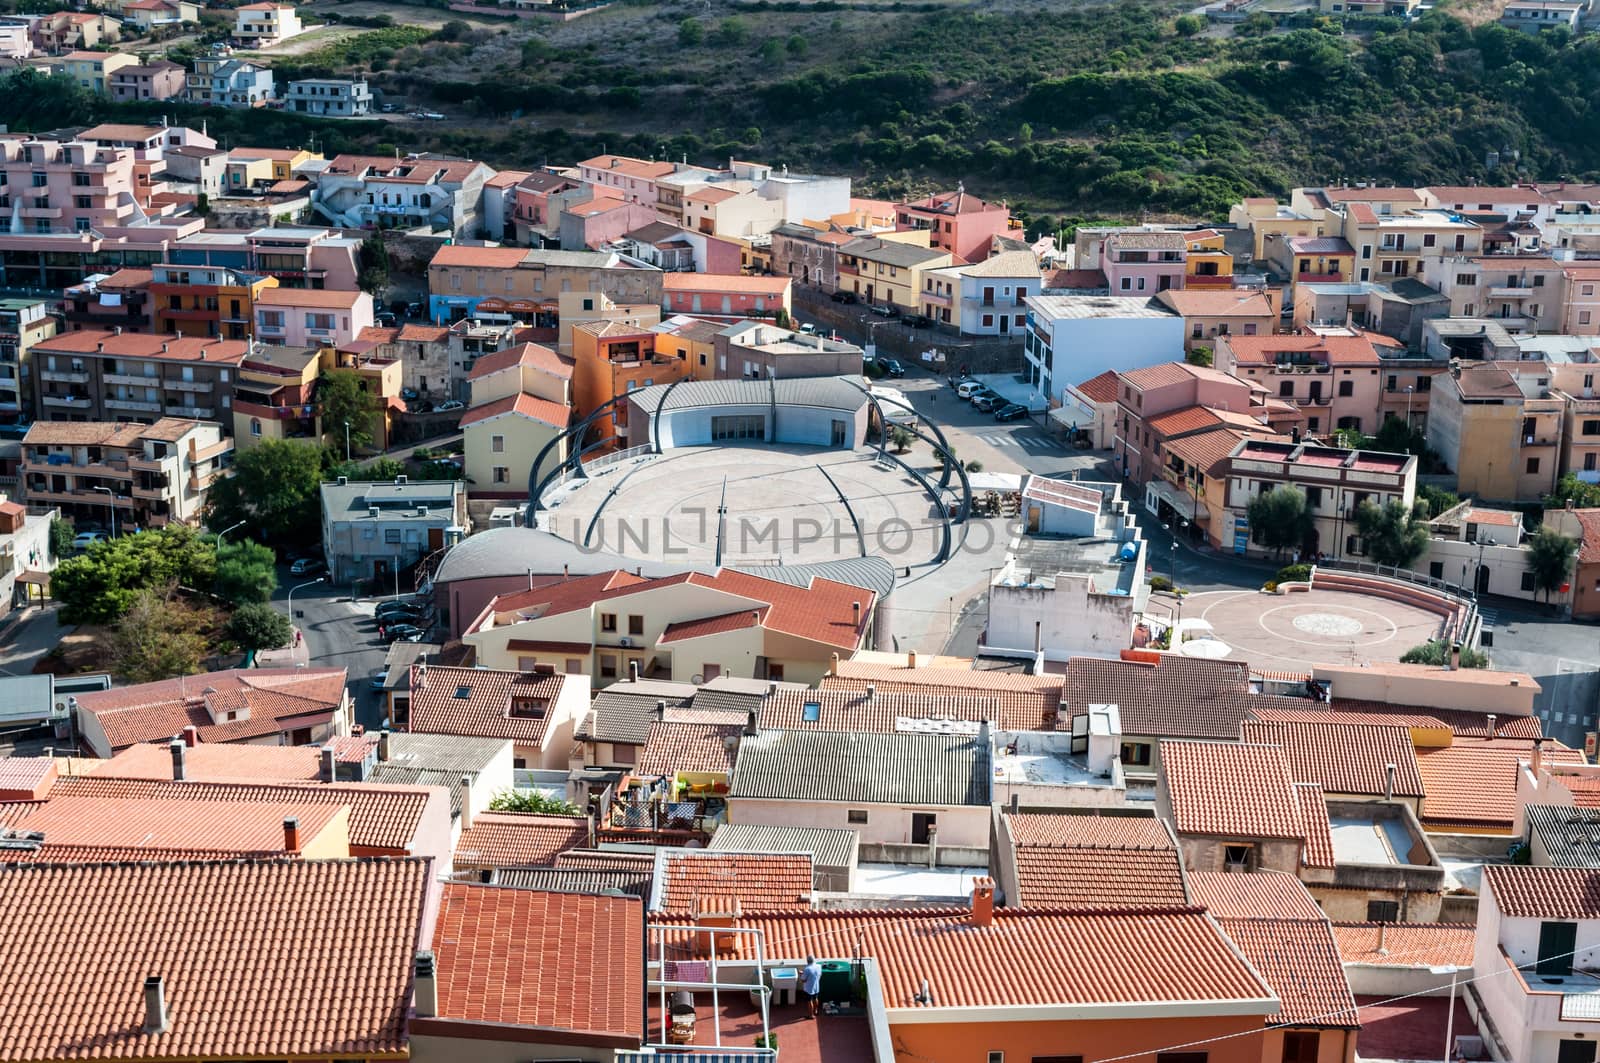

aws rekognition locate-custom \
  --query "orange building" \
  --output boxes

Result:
[571,318,690,446]
[149,260,276,340]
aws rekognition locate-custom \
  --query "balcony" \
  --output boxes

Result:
[1185,274,1236,288]
[24,486,135,508]
[191,438,234,463]
[163,378,212,392]
[923,289,952,307]
[1301,395,1333,408]
[17,207,61,220]
[1488,286,1535,300]
[128,456,168,472]
[40,370,89,384]
[132,481,169,500]
[164,405,214,419]
[104,372,160,387]
[189,468,222,492]
[1296,272,1345,283]
[234,398,315,421]
[105,398,162,414]
[41,394,92,409]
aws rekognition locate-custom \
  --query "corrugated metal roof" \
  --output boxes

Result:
[629,376,869,415]
[1528,804,1600,867]
[736,556,896,599]
[479,866,652,898]
[730,729,990,806]
[708,823,860,870]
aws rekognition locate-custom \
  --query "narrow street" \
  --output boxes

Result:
[271,566,394,732]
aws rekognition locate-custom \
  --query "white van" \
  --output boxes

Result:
[957,380,983,399]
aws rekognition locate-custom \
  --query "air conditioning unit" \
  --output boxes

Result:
[618,636,633,647]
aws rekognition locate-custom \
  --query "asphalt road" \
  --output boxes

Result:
[273,567,399,732]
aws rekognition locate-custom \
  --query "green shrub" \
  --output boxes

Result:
[1149,575,1173,592]
[1263,580,1278,593]
[1275,564,1311,583]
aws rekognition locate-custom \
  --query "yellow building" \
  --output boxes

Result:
[233,343,326,448]
[1427,361,1562,502]
[555,290,660,356]
[63,51,138,96]
[1228,197,1324,263]
[837,236,954,312]
[1337,208,1484,284]
[1183,229,1234,286]
[229,147,323,183]
[460,341,573,496]
[651,315,723,381]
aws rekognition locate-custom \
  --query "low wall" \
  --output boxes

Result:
[856,842,988,867]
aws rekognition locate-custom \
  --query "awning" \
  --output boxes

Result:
[15,570,50,586]
[1145,477,1210,522]
[1048,406,1080,429]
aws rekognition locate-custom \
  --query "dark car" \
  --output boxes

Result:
[900,313,934,329]
[877,358,905,377]
[375,604,425,623]
[380,622,426,642]
[994,403,1029,422]
[971,394,1000,413]
[966,386,998,405]
[830,290,859,304]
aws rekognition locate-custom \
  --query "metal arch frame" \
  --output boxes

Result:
[526,392,633,524]
[649,376,694,455]
[838,378,973,524]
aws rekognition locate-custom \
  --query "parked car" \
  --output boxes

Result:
[432,400,465,413]
[400,387,419,401]
[877,358,906,378]
[381,623,426,642]
[370,669,388,689]
[900,313,934,329]
[869,304,897,318]
[71,531,106,550]
[830,290,859,304]
[405,302,423,319]
[948,374,969,391]
[379,103,399,113]
[797,322,817,334]
[374,311,397,328]
[375,600,424,618]
[994,403,1029,422]
[289,557,324,576]
[972,394,1000,413]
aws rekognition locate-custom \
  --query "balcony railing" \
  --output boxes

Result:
[24,486,135,507]
[165,405,214,419]
[1488,286,1535,300]
[128,456,167,472]
[105,398,162,413]
[41,395,91,408]
[104,372,161,387]
[163,378,212,392]
[192,438,233,463]
[40,370,89,384]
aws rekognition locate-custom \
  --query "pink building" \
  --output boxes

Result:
[1217,327,1401,438]
[558,197,658,251]
[253,287,374,348]
[895,186,1016,264]
[1102,232,1188,295]
[511,171,581,243]
[661,273,792,320]
[576,154,676,207]
[0,138,139,234]
[108,60,186,102]
[1111,361,1273,482]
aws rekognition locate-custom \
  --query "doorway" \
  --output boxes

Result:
[1539,921,1578,976]
[911,813,937,845]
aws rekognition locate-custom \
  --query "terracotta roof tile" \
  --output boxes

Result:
[1074,369,1121,403]
[465,341,572,381]
[0,757,56,801]
[255,287,363,309]
[656,851,814,912]
[1222,330,1400,367]
[1214,917,1359,1027]
[1485,864,1600,918]
[1160,741,1304,840]
[50,776,430,853]
[408,666,572,744]
[1166,427,1278,477]
[659,607,767,643]
[1004,813,1186,907]
[427,882,643,1041]
[758,687,1010,733]
[580,154,676,180]
[649,907,1275,1010]
[452,812,588,871]
[6,794,342,861]
[1189,870,1327,920]
[1241,719,1424,798]
[97,741,322,782]
[1157,290,1275,317]
[74,668,347,751]
[636,720,740,777]
[1416,738,1586,829]
[661,273,792,295]
[458,391,571,430]
[34,330,247,365]
[1572,509,1600,564]
[822,661,1061,730]
[1120,362,1200,390]
[1253,700,1544,740]
[1331,922,1476,968]
[0,858,427,1061]
[556,848,657,872]
[1295,782,1336,870]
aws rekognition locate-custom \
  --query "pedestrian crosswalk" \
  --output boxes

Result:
[971,432,1061,450]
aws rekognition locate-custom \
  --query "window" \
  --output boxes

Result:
[491,434,505,453]
[250,418,261,437]
[493,466,508,484]
[1120,741,1152,766]
[1429,561,1443,579]
[565,658,583,674]
[383,528,401,544]
[628,614,644,636]
[1156,1055,1208,1063]
[989,1054,1004,1063]
[1192,323,1203,339]
[1522,571,1537,592]
[1423,233,1436,247]
[1278,381,1294,397]
[1527,457,1541,474]
[600,613,617,632]
[599,655,617,679]
[1119,277,1131,291]
[1455,273,1475,286]
[802,700,821,722]
[1282,1033,1320,1063]
[1366,900,1400,922]
[1337,380,1353,397]
[847,809,869,824]
[1589,453,1598,473]
[1539,920,1579,976]
[1584,312,1594,326]
[1223,845,1254,871]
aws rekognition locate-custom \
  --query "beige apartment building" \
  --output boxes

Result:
[1336,207,1483,284]
[31,329,246,428]
[1426,361,1564,502]
[426,245,662,326]
[0,138,140,234]
[1418,255,1567,332]
[21,418,232,529]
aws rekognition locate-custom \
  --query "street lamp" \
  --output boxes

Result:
[1472,536,1495,597]
[1404,385,1415,430]
[286,577,325,644]
[90,486,117,540]
[344,420,352,463]
[215,519,246,549]
[1428,963,1467,1063]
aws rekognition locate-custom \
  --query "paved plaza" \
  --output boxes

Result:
[1177,587,1447,671]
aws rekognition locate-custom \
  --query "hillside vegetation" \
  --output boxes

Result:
[6,0,1600,222]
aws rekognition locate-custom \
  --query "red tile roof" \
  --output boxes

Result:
[1222,330,1400,367]
[556,848,656,872]
[822,661,1061,730]
[0,858,428,1061]
[429,244,529,270]
[452,812,588,871]
[659,607,767,644]
[1166,427,1277,477]
[1004,813,1187,907]
[1213,917,1358,1028]
[49,776,431,853]
[1074,369,1120,403]
[408,666,572,745]
[1485,864,1600,918]
[1255,700,1543,740]
[636,720,741,777]
[255,287,363,310]
[74,668,347,751]
[1296,783,1336,870]
[6,794,342,861]
[1241,719,1425,798]
[1063,656,1256,740]
[656,851,814,912]
[1189,870,1327,920]
[1331,922,1476,968]
[1573,509,1600,565]
[1120,361,1200,390]
[758,687,1011,732]
[650,907,1275,1011]
[1416,738,1586,829]
[34,330,248,365]
[427,882,643,1043]
[97,741,322,782]
[662,273,792,295]
[465,341,572,381]
[1161,741,1305,840]
[0,757,56,801]
[458,390,571,430]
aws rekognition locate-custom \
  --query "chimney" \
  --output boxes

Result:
[459,776,473,830]
[970,877,994,928]
[1009,792,1019,815]
[563,563,570,578]
[907,649,916,667]
[1034,620,1042,655]
[169,738,186,781]
[1487,714,1498,740]
[767,680,777,695]
[1449,642,1462,671]
[378,729,391,762]
[416,659,428,689]
[113,325,122,336]
[283,816,301,853]
[142,976,168,1035]
[181,724,198,747]
[1532,737,1546,777]
[1377,922,1388,956]
[1384,763,1396,802]
[744,708,759,736]
[866,684,875,701]
[655,698,666,722]
[319,746,336,784]
[413,952,438,1018]
[852,601,861,627]
[829,652,839,676]
[629,660,640,682]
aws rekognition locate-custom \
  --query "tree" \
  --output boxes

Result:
[488,789,580,815]
[1416,485,1460,519]
[49,517,73,561]
[714,16,747,46]
[1174,14,1205,36]
[1526,526,1578,603]
[361,457,408,481]
[52,526,217,625]
[889,425,913,453]
[1353,498,1429,568]
[108,587,207,683]
[758,37,784,63]
[1186,344,1213,368]
[1547,473,1600,510]
[785,34,808,55]
[1400,638,1488,669]
[1246,486,1312,559]
[226,602,293,652]
[357,235,390,295]
[677,16,703,45]
[214,540,279,605]
[318,369,379,454]
[204,439,325,547]
[434,18,470,40]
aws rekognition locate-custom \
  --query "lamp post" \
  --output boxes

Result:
[286,577,324,646]
[1404,385,1415,430]
[215,519,246,549]
[1473,536,1495,597]
[1428,964,1465,1063]
[344,420,352,463]
[90,486,117,540]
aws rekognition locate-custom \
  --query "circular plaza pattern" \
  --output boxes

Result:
[1183,588,1448,671]
[543,444,949,568]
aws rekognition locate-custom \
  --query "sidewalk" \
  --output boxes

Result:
[255,627,311,668]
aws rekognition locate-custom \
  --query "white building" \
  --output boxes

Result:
[1476,864,1600,1063]
[233,2,302,46]
[319,476,468,587]
[284,78,372,117]
[312,154,494,238]
[1022,294,1185,408]
[0,497,56,618]
[921,250,1043,336]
